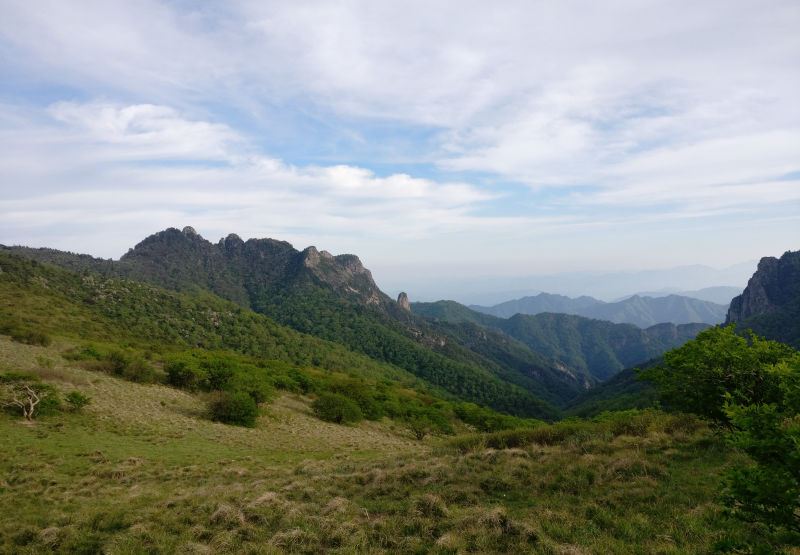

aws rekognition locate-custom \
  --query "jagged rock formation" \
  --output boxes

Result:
[397,292,410,311]
[726,250,800,323]
[725,249,800,348]
[113,227,394,310]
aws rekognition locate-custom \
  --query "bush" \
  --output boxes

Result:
[208,391,259,427]
[312,392,363,424]
[66,391,91,411]
[62,343,103,361]
[165,360,208,391]
[638,325,793,426]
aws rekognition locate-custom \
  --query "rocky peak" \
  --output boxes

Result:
[182,226,200,238]
[397,292,410,311]
[726,250,800,323]
[219,233,244,251]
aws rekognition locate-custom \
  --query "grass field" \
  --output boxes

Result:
[0,336,791,553]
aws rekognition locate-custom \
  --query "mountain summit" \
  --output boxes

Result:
[118,227,392,311]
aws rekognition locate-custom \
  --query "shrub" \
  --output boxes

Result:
[638,325,793,426]
[208,391,259,427]
[312,392,363,424]
[62,343,103,361]
[118,356,160,383]
[165,359,208,391]
[66,391,91,411]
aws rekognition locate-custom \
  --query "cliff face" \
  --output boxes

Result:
[726,250,800,324]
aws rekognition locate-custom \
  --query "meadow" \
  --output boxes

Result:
[1,336,787,554]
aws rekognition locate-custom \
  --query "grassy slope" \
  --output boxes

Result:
[1,337,782,554]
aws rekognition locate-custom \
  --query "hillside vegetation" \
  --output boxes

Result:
[412,300,708,381]
[0,336,785,554]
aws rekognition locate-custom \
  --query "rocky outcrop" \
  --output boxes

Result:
[397,292,410,311]
[726,250,800,324]
[301,247,387,306]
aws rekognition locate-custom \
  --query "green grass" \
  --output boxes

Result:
[0,336,792,553]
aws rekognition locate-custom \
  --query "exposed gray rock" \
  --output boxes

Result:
[726,250,800,323]
[397,292,410,311]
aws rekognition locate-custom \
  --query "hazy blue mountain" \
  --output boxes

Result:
[469,293,599,319]
[471,292,727,328]
[615,286,742,306]
[390,261,755,304]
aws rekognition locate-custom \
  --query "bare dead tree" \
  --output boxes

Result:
[2,384,41,420]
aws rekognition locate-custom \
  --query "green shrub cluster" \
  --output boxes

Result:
[207,391,259,427]
[312,392,363,424]
[640,324,800,536]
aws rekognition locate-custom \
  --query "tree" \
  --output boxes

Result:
[207,391,258,427]
[637,324,793,426]
[639,325,800,533]
[1,372,60,419]
[721,358,800,532]
[312,392,362,424]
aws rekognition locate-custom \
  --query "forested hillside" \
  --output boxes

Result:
[0,251,562,419]
[413,300,708,381]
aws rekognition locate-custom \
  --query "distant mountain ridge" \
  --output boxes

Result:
[615,286,742,306]
[470,292,727,328]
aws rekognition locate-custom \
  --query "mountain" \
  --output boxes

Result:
[614,286,742,305]
[496,314,708,381]
[670,286,743,305]
[412,300,709,382]
[726,249,800,348]
[470,293,599,319]
[471,292,727,328]
[4,229,585,418]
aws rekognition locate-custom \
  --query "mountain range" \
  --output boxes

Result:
[393,262,754,304]
[470,292,728,328]
[4,228,795,422]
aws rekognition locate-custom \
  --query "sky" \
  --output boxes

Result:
[1,1,798,301]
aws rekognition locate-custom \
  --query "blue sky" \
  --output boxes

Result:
[0,1,798,300]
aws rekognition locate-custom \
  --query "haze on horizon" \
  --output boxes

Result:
[1,1,798,299]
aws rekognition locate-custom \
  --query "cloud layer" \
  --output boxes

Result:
[0,1,798,295]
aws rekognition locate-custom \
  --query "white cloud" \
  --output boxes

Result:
[0,1,798,289]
